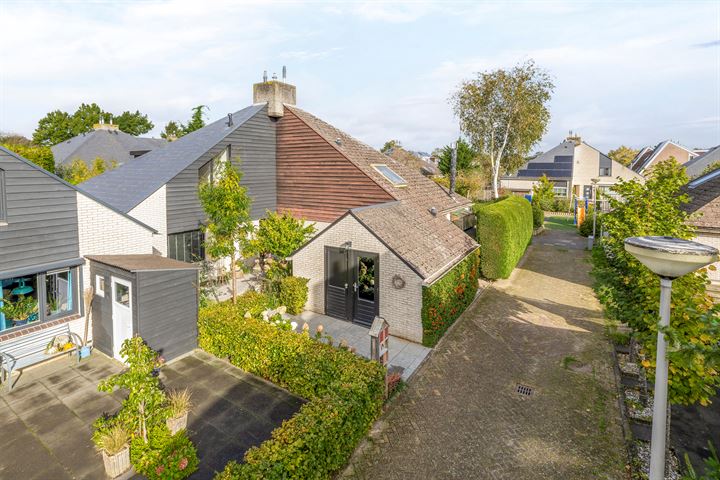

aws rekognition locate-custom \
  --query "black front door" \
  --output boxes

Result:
[324,247,379,327]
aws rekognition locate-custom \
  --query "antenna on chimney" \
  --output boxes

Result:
[282,65,287,82]
[263,70,267,82]
[226,113,233,127]
[272,72,277,81]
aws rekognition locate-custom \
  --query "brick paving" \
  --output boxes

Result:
[342,229,627,480]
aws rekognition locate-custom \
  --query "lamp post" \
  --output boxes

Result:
[588,178,599,250]
[624,236,719,480]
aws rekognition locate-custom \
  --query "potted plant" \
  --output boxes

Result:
[166,388,192,434]
[94,424,131,478]
[0,295,38,326]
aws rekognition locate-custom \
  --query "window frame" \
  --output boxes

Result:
[371,164,408,187]
[167,229,205,263]
[0,168,7,224]
[95,274,105,297]
[599,166,611,177]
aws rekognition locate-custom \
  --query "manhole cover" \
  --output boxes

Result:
[516,384,534,396]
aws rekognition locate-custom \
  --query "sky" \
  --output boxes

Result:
[1,0,719,154]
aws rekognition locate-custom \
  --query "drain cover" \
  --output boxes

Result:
[516,384,534,396]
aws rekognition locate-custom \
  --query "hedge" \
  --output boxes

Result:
[421,249,480,347]
[199,295,386,479]
[474,195,533,279]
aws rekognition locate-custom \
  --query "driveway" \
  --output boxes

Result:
[0,350,303,479]
[342,229,626,479]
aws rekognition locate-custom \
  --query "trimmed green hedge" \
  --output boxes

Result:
[474,196,533,279]
[199,295,386,479]
[276,276,309,315]
[421,249,480,347]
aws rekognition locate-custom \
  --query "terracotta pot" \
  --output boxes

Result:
[102,445,130,478]
[166,412,188,435]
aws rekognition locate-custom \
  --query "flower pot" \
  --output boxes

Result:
[102,445,131,478]
[166,412,188,434]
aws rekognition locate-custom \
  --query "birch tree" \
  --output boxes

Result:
[452,60,554,198]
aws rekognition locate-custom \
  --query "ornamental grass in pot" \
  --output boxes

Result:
[94,425,131,478]
[166,388,193,434]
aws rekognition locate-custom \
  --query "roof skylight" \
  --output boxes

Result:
[372,164,407,187]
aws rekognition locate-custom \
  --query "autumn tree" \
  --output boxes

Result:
[57,157,118,184]
[198,156,253,303]
[608,145,639,167]
[452,60,554,198]
[1,141,55,172]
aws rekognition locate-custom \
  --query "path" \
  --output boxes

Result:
[343,228,627,480]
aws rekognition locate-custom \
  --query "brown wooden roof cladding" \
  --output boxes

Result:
[276,109,394,222]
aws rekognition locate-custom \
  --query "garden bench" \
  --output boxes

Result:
[0,323,83,392]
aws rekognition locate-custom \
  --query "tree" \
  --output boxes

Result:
[701,161,720,177]
[33,104,154,146]
[608,145,639,167]
[452,59,554,198]
[33,110,73,146]
[437,138,478,175]
[115,110,154,136]
[198,156,253,303]
[531,174,555,211]
[592,159,720,405]
[1,142,54,172]
[57,157,118,184]
[160,121,183,140]
[183,105,208,134]
[381,139,402,155]
[245,211,315,278]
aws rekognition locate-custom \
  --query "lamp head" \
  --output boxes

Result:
[624,236,719,279]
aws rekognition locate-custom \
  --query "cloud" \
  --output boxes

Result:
[692,40,720,48]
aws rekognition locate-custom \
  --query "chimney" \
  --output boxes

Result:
[93,117,119,132]
[253,67,296,118]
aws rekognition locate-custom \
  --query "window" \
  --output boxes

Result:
[371,164,407,187]
[114,282,130,307]
[0,168,6,224]
[553,186,568,197]
[199,146,229,185]
[45,269,75,318]
[599,167,611,176]
[95,275,105,297]
[0,267,78,333]
[168,230,205,263]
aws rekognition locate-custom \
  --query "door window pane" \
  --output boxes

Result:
[358,257,375,301]
[114,282,130,307]
[46,269,74,317]
[0,276,39,331]
[328,250,346,288]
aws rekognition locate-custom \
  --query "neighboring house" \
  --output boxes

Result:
[384,146,440,177]
[500,137,643,199]
[0,146,196,371]
[81,79,477,343]
[684,145,720,179]
[629,140,698,175]
[683,168,720,294]
[52,122,166,168]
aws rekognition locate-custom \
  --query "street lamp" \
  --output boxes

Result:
[624,236,719,480]
[588,178,600,250]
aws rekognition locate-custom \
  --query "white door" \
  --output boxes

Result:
[111,277,133,361]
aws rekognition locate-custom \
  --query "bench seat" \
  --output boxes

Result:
[0,323,83,391]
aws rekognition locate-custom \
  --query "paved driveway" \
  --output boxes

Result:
[0,350,303,479]
[343,229,626,480]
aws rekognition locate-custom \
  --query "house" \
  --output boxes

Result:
[80,78,477,343]
[52,121,166,168]
[684,145,720,179]
[0,146,197,378]
[630,140,698,175]
[683,168,720,295]
[500,137,643,199]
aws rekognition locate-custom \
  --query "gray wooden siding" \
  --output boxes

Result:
[89,262,137,358]
[165,107,276,233]
[0,151,80,274]
[136,269,198,361]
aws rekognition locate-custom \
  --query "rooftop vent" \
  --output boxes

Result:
[226,113,233,127]
[335,138,342,146]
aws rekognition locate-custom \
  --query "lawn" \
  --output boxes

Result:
[544,215,577,232]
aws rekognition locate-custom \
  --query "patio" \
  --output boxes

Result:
[293,311,431,380]
[0,350,303,479]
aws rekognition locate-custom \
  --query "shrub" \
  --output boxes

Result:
[474,195,533,279]
[137,430,199,480]
[199,296,386,479]
[552,197,572,212]
[531,199,543,228]
[1,142,55,172]
[421,249,480,346]
[532,174,555,211]
[276,276,309,315]
[578,209,601,237]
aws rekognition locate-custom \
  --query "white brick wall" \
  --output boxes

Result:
[292,214,424,343]
[128,186,168,256]
[696,233,720,283]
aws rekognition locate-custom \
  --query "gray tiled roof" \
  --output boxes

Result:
[52,129,166,166]
[79,104,264,213]
[352,201,478,281]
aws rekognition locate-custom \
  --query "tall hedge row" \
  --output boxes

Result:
[421,249,480,347]
[474,196,533,279]
[198,295,386,479]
